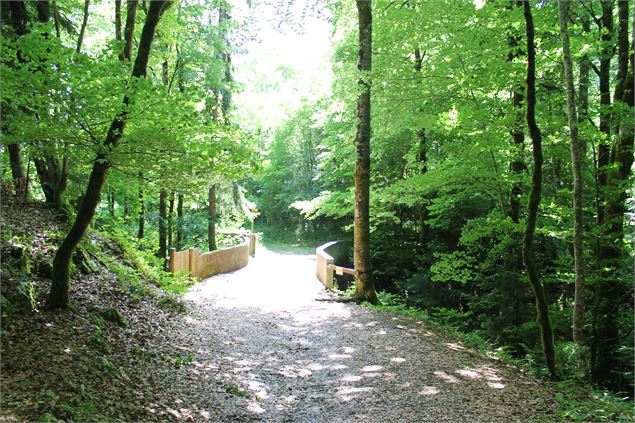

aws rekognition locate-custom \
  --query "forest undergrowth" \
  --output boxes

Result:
[0,201,194,421]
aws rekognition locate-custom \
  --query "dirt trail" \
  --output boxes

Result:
[157,247,557,422]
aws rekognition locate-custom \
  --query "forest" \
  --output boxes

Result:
[1,0,634,421]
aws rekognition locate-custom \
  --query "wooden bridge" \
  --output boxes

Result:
[169,232,256,279]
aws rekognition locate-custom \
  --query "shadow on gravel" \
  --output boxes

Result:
[168,247,556,422]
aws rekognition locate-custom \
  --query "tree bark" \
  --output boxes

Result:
[522,0,556,378]
[176,193,184,249]
[108,188,115,218]
[32,0,69,212]
[75,0,90,53]
[218,5,232,125]
[121,0,138,62]
[115,0,122,45]
[208,184,217,251]
[591,2,634,390]
[33,153,68,210]
[48,0,170,309]
[168,190,174,248]
[506,2,525,224]
[51,0,61,38]
[7,144,27,199]
[596,0,613,226]
[159,188,167,269]
[557,0,586,368]
[137,172,145,239]
[353,0,378,305]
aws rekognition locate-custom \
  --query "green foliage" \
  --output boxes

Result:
[553,380,635,422]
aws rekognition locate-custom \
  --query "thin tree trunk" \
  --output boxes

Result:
[208,184,217,251]
[168,191,174,248]
[218,5,232,125]
[596,0,613,226]
[507,3,525,224]
[558,0,586,369]
[137,172,145,239]
[51,0,61,38]
[159,188,167,269]
[121,0,138,62]
[75,0,90,53]
[353,0,378,305]
[522,0,556,378]
[176,193,184,249]
[416,128,427,253]
[48,0,170,309]
[108,188,115,217]
[115,0,122,44]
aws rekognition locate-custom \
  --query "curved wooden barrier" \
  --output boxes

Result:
[169,233,256,279]
[316,240,355,288]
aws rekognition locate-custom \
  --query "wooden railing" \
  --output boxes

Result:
[169,232,256,279]
[316,240,355,288]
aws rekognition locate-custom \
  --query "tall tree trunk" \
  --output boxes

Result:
[121,0,138,62]
[558,0,586,370]
[48,0,170,309]
[522,0,556,378]
[4,3,28,200]
[506,2,525,224]
[176,193,184,249]
[32,0,69,212]
[137,172,145,239]
[75,0,90,53]
[416,128,428,252]
[159,188,167,269]
[208,184,217,251]
[353,0,378,305]
[108,188,115,218]
[596,0,613,226]
[216,3,232,125]
[591,2,633,390]
[51,0,61,38]
[115,0,122,45]
[168,191,174,248]
[413,48,428,254]
[7,144,28,199]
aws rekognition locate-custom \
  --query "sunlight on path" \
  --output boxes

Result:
[174,247,556,422]
[185,246,350,318]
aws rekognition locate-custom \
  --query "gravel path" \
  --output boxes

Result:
[157,247,558,422]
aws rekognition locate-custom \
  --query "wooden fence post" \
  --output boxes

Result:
[188,247,197,277]
[248,233,256,257]
[169,248,176,272]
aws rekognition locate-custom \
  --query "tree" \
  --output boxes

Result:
[353,0,378,305]
[591,0,634,390]
[48,0,172,309]
[557,0,586,370]
[521,0,556,377]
